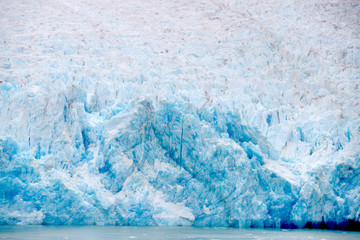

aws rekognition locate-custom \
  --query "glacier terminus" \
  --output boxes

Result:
[0,0,359,230]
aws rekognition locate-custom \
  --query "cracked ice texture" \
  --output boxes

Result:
[0,0,359,227]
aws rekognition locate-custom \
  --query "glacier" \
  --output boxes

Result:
[0,0,359,229]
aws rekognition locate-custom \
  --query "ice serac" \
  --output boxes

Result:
[0,0,359,229]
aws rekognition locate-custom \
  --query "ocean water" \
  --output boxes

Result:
[0,226,359,240]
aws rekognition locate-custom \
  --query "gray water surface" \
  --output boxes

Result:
[0,226,359,240]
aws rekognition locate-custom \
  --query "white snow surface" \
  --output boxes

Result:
[0,0,359,227]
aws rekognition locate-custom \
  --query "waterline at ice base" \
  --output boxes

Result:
[0,0,359,231]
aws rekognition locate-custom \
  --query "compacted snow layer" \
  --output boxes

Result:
[0,0,359,228]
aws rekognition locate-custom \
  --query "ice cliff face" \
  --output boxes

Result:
[0,0,359,228]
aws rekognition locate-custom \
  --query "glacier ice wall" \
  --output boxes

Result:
[0,0,359,228]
